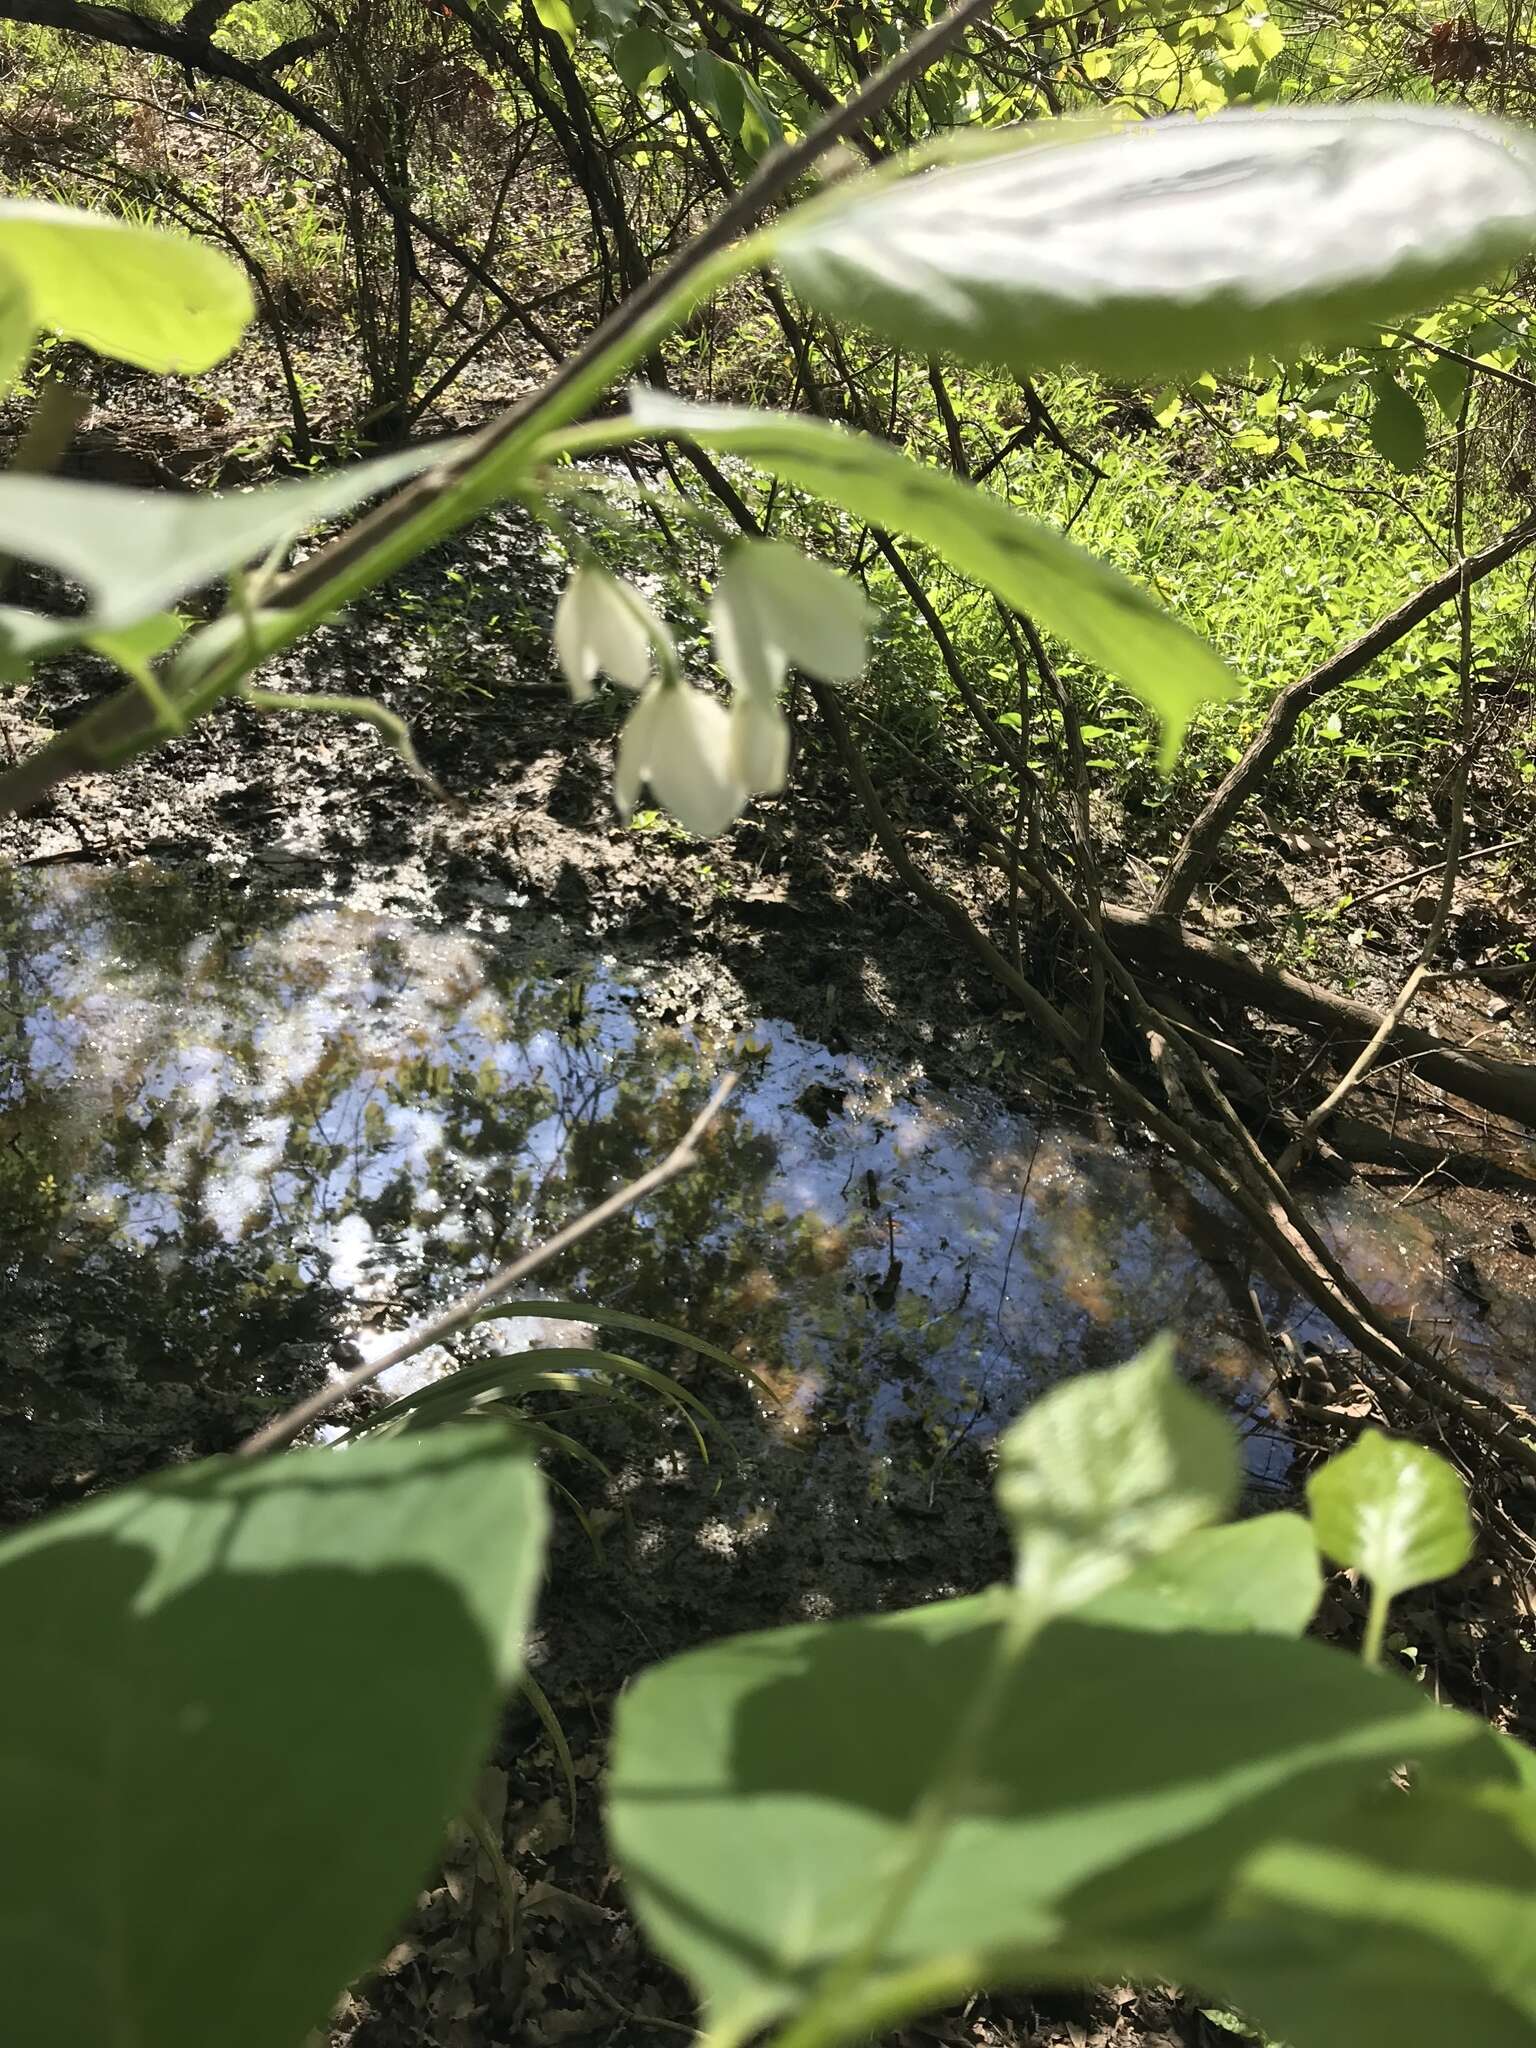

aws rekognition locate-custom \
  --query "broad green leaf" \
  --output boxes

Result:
[685,50,747,139]
[1085,1512,1321,1637]
[1181,1781,1536,2048]
[1419,351,1470,420]
[627,390,1238,764]
[86,612,188,673]
[0,1426,546,2048]
[1369,373,1429,471]
[0,201,251,374]
[0,604,86,680]
[533,0,579,48]
[997,1338,1240,1615]
[608,1594,1521,2045]
[737,75,781,159]
[769,107,1536,378]
[711,540,869,699]
[0,255,33,392]
[0,604,188,688]
[0,440,457,644]
[1306,1430,1473,1600]
[611,24,673,92]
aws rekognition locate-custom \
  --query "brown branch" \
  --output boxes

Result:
[238,1073,738,1456]
[1154,512,1536,917]
[265,0,1001,614]
[810,679,1536,1482]
[1103,907,1536,1131]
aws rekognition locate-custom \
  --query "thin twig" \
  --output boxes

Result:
[237,1074,737,1456]
[1341,833,1525,911]
[1153,512,1536,918]
[270,0,1001,612]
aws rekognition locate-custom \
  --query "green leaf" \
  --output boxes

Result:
[1183,1781,1536,2048]
[1419,351,1470,421]
[608,1593,1522,2045]
[769,107,1536,378]
[997,1337,1240,1614]
[1368,373,1429,471]
[737,75,781,159]
[611,24,673,92]
[0,201,252,374]
[627,390,1237,765]
[0,1426,547,2048]
[1306,1430,1474,1600]
[685,50,746,139]
[86,612,188,674]
[532,0,579,48]
[0,440,457,645]
[1084,1513,1321,1637]
[0,255,33,393]
[474,1298,752,1378]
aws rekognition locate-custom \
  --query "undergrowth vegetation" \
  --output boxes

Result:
[2,2,1536,2045]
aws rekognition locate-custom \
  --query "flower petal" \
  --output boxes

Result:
[730,692,789,795]
[553,565,669,700]
[712,540,869,701]
[647,684,746,838]
[614,683,661,820]
[552,569,600,701]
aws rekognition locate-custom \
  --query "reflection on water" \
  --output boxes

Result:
[3,862,1532,1508]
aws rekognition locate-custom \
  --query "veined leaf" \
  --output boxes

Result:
[1085,1512,1321,1636]
[0,440,458,647]
[997,1337,1240,1616]
[1369,373,1430,471]
[0,201,251,374]
[1307,1430,1473,1602]
[0,1426,547,2048]
[626,390,1238,764]
[608,1591,1526,2046]
[769,107,1536,378]
[611,24,673,93]
[1182,1781,1536,2048]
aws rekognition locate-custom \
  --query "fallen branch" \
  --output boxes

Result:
[1327,1114,1536,1192]
[238,1073,737,1456]
[1103,907,1536,1132]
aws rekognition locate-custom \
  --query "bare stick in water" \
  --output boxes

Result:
[238,1073,737,1457]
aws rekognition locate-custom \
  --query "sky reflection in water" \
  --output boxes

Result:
[3,863,1529,1478]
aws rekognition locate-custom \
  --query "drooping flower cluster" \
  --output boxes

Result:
[550,542,869,838]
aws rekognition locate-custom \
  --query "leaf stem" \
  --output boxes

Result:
[766,1598,1044,2048]
[1362,1582,1389,1667]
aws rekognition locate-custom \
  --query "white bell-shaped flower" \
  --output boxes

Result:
[615,680,746,839]
[553,564,671,702]
[711,540,869,701]
[730,691,789,795]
